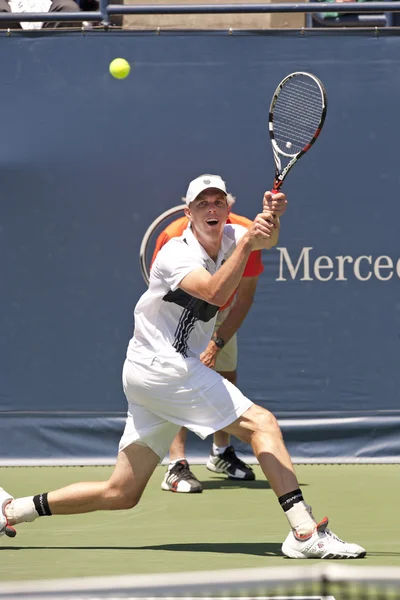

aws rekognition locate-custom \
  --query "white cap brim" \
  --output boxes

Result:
[185,175,227,205]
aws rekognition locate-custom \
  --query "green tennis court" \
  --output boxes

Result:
[0,464,398,582]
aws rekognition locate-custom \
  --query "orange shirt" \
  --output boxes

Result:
[151,212,264,311]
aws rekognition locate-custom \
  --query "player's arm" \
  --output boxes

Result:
[262,190,286,248]
[179,216,274,307]
[213,276,259,345]
[200,275,258,369]
[264,216,280,248]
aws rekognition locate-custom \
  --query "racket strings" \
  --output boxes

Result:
[273,77,324,154]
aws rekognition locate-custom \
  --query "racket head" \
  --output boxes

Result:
[269,71,327,189]
[139,204,186,285]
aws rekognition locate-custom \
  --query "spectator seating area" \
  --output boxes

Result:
[307,0,396,27]
[0,0,396,31]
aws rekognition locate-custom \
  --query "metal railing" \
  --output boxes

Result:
[0,0,399,29]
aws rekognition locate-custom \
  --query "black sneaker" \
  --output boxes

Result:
[206,446,255,480]
[161,460,203,493]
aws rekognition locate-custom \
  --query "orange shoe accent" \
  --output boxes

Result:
[3,500,16,538]
[293,529,313,542]
[316,516,329,532]
[294,516,329,541]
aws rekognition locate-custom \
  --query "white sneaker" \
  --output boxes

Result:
[282,517,366,559]
[0,488,16,538]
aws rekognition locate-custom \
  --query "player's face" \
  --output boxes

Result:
[186,189,230,238]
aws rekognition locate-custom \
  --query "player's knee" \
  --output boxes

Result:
[117,492,140,510]
[104,484,141,510]
[250,408,282,439]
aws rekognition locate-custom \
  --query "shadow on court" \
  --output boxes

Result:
[3,546,398,561]
[365,551,400,557]
[200,478,308,490]
[200,478,272,490]
[0,542,283,557]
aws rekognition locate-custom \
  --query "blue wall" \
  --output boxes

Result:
[1,30,399,463]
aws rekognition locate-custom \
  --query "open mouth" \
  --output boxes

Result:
[206,219,219,226]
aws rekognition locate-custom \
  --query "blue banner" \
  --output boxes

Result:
[1,30,399,463]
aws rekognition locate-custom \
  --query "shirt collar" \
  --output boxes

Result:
[183,225,213,263]
[184,223,236,266]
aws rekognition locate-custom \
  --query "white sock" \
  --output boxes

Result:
[213,444,228,455]
[5,497,38,524]
[285,501,316,537]
[168,458,185,469]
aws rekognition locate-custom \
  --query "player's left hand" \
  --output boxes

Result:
[263,191,287,218]
[200,341,219,370]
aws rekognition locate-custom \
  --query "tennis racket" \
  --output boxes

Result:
[269,71,327,194]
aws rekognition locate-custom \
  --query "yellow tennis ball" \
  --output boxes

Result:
[109,58,131,80]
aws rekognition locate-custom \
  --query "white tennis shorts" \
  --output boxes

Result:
[119,354,253,460]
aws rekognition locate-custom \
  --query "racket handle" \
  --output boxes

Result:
[267,184,283,219]
[264,194,277,220]
[263,208,276,222]
[269,187,283,218]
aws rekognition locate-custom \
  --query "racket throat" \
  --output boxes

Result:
[273,173,284,194]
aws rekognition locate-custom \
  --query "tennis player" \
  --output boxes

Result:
[0,174,366,559]
[151,210,275,493]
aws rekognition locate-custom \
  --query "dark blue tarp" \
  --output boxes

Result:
[1,30,399,464]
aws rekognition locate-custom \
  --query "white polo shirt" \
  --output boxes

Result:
[127,223,247,365]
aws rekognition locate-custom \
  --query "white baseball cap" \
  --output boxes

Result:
[185,174,227,206]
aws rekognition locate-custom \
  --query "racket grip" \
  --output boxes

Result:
[267,186,282,219]
[269,188,282,218]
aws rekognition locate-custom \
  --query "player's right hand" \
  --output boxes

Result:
[247,213,278,250]
[263,191,287,217]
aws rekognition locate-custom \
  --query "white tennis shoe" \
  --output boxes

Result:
[282,517,366,559]
[0,488,16,538]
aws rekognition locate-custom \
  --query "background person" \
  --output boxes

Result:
[152,203,287,493]
[0,0,80,29]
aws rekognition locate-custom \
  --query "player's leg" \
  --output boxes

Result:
[1,359,180,537]
[1,443,161,536]
[48,443,160,513]
[43,0,80,28]
[169,426,188,461]
[224,404,366,559]
[213,426,231,447]
[138,354,365,559]
[161,427,202,494]
[49,0,79,11]
[206,334,255,481]
[224,404,299,497]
